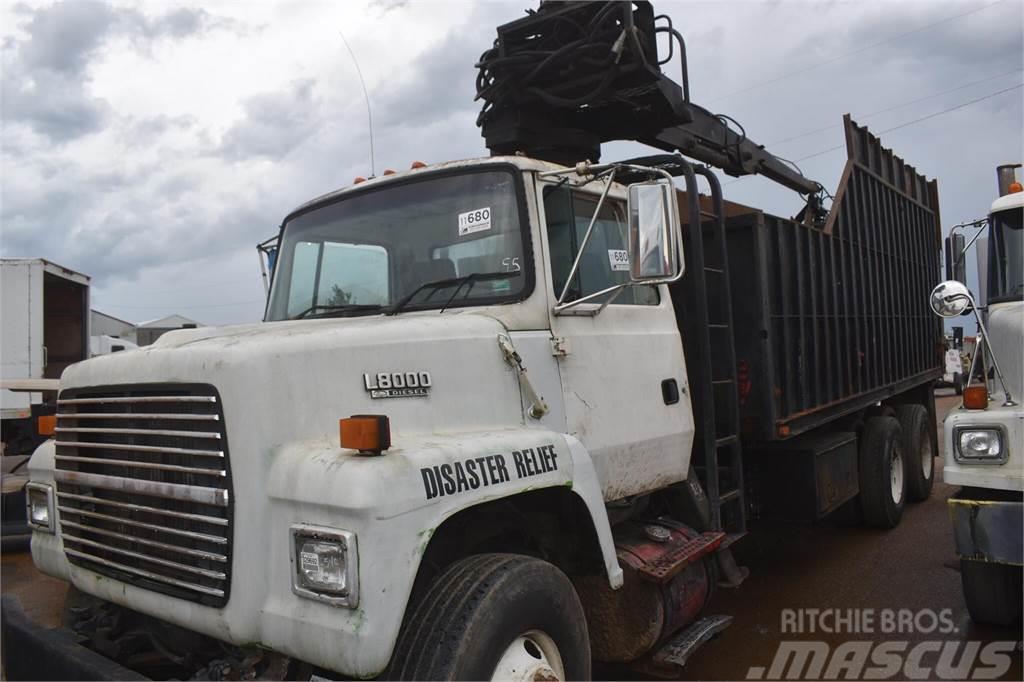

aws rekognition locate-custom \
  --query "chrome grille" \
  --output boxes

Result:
[54,385,232,606]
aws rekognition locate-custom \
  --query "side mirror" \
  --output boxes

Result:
[929,280,972,317]
[944,233,967,284]
[627,179,681,281]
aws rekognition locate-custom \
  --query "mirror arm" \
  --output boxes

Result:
[952,220,987,269]
[556,169,618,307]
[947,292,1017,406]
[553,282,628,314]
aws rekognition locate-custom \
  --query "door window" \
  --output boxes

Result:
[544,186,658,305]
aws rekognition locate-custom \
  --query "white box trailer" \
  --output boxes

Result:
[0,259,89,453]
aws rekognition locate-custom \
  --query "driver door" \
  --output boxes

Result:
[540,181,695,501]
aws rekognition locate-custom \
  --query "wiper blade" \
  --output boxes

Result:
[291,303,385,320]
[387,271,519,316]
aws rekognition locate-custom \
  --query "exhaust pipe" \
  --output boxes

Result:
[996,164,1021,196]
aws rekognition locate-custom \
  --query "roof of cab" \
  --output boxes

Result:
[285,156,570,219]
[991,190,1024,214]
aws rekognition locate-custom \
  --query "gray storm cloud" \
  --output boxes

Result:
[0,0,1020,326]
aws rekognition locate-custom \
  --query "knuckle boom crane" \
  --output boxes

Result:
[475,0,828,222]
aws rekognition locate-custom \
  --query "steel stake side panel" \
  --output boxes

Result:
[718,117,943,442]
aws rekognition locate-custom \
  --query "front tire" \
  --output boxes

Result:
[953,372,963,395]
[961,560,1023,627]
[388,554,590,681]
[858,416,906,528]
[895,404,934,502]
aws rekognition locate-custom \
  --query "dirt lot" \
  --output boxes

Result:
[2,391,1021,680]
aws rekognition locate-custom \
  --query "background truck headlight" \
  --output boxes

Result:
[25,482,54,533]
[955,428,1007,463]
[290,525,358,607]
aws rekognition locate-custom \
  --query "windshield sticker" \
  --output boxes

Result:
[458,207,492,236]
[608,249,630,271]
[421,444,559,500]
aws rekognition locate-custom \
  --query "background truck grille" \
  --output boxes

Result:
[54,384,233,607]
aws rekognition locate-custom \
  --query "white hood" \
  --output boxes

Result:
[60,312,528,444]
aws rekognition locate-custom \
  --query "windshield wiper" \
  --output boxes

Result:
[291,303,386,320]
[387,271,519,316]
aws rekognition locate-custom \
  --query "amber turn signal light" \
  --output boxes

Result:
[962,385,988,410]
[37,415,56,437]
[340,415,391,454]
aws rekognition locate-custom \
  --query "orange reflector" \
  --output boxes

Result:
[340,415,391,454]
[963,385,988,409]
[1009,181,1023,194]
[382,169,396,176]
[37,415,56,437]
[410,161,426,169]
[777,424,791,438]
[353,176,367,184]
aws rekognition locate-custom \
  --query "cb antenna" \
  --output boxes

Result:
[339,30,375,177]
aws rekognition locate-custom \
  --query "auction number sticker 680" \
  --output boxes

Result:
[458,207,491,236]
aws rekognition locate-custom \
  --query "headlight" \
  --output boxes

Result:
[955,428,1006,463]
[25,482,54,533]
[290,525,358,607]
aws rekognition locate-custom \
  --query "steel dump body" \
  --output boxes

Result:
[682,116,943,443]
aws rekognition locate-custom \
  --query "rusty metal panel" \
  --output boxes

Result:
[724,117,943,442]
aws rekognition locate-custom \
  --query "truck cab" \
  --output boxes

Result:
[932,164,1023,627]
[20,156,699,679]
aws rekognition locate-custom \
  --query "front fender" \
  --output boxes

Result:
[261,428,621,677]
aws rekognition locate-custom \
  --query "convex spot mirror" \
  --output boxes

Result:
[627,179,681,281]
[930,280,972,318]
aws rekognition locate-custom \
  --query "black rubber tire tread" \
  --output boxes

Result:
[895,404,933,503]
[858,416,906,528]
[953,372,963,395]
[961,560,1023,627]
[388,553,591,681]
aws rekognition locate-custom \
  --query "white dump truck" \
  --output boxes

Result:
[3,3,945,680]
[930,163,1023,627]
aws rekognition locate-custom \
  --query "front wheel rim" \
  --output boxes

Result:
[890,444,905,505]
[492,630,565,682]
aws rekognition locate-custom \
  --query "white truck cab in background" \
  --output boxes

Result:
[930,163,1024,627]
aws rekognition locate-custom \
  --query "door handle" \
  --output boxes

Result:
[661,378,680,405]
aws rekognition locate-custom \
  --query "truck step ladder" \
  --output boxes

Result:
[679,167,748,538]
[628,614,733,678]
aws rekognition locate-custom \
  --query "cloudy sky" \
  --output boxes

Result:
[1,0,1021,326]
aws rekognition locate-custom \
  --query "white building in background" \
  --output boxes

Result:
[136,314,204,346]
[90,309,137,343]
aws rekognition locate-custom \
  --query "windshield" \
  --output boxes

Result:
[988,206,1023,304]
[266,169,529,320]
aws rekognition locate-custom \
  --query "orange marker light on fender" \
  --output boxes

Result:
[382,169,396,176]
[353,176,367,184]
[37,415,56,437]
[963,385,989,410]
[340,415,391,454]
[1009,181,1023,194]
[410,161,426,169]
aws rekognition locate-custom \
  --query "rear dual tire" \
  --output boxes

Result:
[858,416,906,528]
[895,404,934,503]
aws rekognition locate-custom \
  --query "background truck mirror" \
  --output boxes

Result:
[945,233,967,284]
[627,180,679,281]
